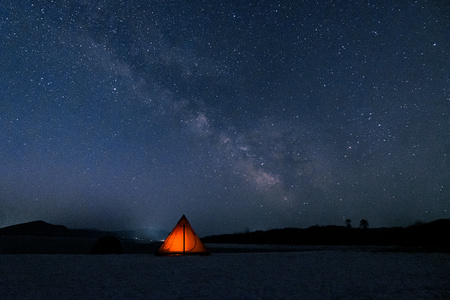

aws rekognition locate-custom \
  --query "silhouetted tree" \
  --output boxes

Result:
[359,219,369,229]
[345,219,352,228]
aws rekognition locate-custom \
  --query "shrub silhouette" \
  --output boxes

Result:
[345,219,352,228]
[90,236,123,254]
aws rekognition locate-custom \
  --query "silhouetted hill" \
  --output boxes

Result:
[203,219,450,250]
[0,221,163,254]
[3,219,449,253]
[0,220,166,242]
[0,220,106,239]
[0,220,71,237]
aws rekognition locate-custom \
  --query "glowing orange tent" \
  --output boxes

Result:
[157,215,209,255]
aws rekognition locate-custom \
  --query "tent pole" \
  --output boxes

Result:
[183,224,185,254]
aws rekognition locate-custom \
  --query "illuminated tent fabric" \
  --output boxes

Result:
[157,215,209,255]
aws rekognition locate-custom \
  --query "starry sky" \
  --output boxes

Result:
[1,0,449,236]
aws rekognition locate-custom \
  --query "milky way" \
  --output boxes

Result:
[1,1,449,235]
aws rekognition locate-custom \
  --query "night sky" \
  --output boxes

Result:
[1,1,449,236]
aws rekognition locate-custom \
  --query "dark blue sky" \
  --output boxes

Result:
[1,0,449,235]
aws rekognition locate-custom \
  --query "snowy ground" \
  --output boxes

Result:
[1,248,449,299]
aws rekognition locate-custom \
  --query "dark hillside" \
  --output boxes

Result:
[0,220,107,239]
[203,219,450,250]
[0,220,70,237]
